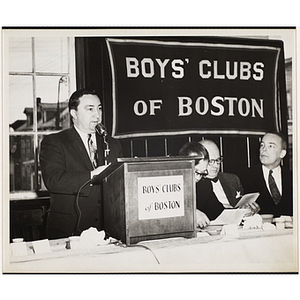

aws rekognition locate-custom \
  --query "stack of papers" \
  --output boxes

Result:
[210,209,250,226]
[210,193,260,226]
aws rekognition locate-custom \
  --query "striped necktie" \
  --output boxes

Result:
[87,134,98,168]
[268,169,281,205]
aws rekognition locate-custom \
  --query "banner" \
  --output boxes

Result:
[106,38,283,138]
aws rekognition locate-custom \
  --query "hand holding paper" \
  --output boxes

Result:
[234,192,260,208]
[234,192,260,216]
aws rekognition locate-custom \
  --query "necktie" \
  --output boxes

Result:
[87,134,98,168]
[268,170,281,205]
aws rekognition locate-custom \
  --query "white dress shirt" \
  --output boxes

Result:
[262,165,282,195]
[212,180,233,208]
[74,125,97,157]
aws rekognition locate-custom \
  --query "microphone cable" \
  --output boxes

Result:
[74,178,92,236]
[114,240,160,264]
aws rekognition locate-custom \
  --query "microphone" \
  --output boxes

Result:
[95,123,108,137]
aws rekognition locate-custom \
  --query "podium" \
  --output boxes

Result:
[93,157,197,245]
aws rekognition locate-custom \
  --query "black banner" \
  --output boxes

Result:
[106,38,284,138]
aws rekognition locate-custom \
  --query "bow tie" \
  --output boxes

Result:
[206,177,219,183]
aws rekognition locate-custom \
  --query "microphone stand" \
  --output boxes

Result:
[95,123,110,166]
[103,135,110,166]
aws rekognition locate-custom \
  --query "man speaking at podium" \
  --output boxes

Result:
[40,89,123,239]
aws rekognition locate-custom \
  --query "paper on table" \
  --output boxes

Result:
[234,192,260,208]
[10,242,28,257]
[32,239,51,254]
[210,208,249,226]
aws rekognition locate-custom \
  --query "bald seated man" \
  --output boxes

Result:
[199,139,260,214]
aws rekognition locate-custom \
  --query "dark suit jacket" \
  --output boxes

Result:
[217,172,244,207]
[40,126,123,239]
[196,178,224,221]
[242,164,293,217]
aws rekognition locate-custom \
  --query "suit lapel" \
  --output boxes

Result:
[280,167,291,198]
[257,165,270,195]
[96,134,104,166]
[218,174,235,206]
[68,126,94,170]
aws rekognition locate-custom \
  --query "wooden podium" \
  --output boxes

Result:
[93,157,197,245]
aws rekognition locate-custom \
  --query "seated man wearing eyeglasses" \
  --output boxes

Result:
[199,139,260,214]
[179,142,225,229]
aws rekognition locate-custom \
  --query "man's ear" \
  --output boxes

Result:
[279,149,287,159]
[70,109,77,120]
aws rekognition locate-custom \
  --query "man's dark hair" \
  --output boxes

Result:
[68,88,98,112]
[264,131,287,151]
[179,141,209,164]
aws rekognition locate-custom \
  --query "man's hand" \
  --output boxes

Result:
[241,202,261,217]
[91,164,110,179]
[196,209,210,229]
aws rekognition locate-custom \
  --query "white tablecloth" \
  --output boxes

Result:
[4,229,298,273]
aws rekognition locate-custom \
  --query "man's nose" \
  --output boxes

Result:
[94,109,102,119]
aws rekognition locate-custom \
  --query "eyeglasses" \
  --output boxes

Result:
[195,170,208,177]
[208,157,223,165]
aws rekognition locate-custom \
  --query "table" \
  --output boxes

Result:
[4,228,298,273]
